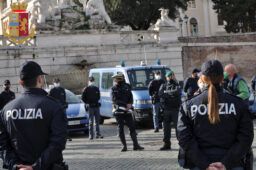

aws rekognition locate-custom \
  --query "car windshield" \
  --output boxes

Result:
[66,90,81,104]
[127,68,170,90]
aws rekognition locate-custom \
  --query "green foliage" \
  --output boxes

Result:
[212,0,256,33]
[104,0,188,30]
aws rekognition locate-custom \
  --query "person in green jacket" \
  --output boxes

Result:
[224,64,250,101]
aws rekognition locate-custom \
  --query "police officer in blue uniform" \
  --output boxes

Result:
[49,78,67,110]
[0,61,67,170]
[159,71,181,150]
[111,73,144,152]
[183,68,200,99]
[177,60,254,170]
[0,80,15,110]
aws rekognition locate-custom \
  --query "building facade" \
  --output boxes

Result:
[180,0,226,37]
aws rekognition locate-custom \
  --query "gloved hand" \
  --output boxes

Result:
[85,104,89,112]
[127,104,132,110]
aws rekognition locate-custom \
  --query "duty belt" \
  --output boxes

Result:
[113,106,133,114]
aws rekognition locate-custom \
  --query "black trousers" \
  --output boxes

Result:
[163,108,179,145]
[115,114,138,147]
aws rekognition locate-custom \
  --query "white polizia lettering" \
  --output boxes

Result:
[190,103,237,116]
[5,108,43,121]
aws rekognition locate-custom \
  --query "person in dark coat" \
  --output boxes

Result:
[183,68,200,99]
[148,71,165,132]
[0,80,15,110]
[49,78,67,110]
[82,76,103,140]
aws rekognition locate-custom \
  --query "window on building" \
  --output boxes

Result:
[188,0,196,8]
[1,0,7,10]
[217,14,224,26]
[190,18,198,36]
[91,73,100,87]
[101,72,114,90]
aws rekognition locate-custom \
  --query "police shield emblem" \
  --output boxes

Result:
[2,2,35,45]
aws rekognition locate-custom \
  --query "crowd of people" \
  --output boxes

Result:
[0,59,254,170]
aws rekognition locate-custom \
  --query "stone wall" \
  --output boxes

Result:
[1,30,255,94]
[182,33,256,82]
[0,30,183,94]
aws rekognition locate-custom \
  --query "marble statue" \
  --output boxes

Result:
[120,25,132,31]
[84,0,112,24]
[154,8,176,30]
[36,0,55,24]
[27,1,40,30]
[57,0,76,8]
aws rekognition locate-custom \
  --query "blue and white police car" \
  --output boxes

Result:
[45,87,89,133]
[65,89,89,133]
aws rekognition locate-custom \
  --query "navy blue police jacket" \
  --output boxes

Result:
[0,90,15,110]
[49,86,67,109]
[0,88,67,170]
[177,87,254,170]
[111,82,133,107]
[148,79,165,103]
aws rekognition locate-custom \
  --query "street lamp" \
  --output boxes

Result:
[179,17,183,37]
[184,15,189,37]
[238,21,242,33]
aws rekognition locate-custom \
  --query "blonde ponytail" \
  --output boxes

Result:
[202,75,222,124]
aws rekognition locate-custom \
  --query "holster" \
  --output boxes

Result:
[52,162,69,170]
[158,106,164,123]
[243,149,253,170]
[113,105,133,116]
[178,148,194,169]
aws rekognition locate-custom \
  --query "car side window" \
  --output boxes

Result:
[101,72,114,90]
[91,73,100,87]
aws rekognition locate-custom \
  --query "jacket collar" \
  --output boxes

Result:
[23,88,48,96]
[202,85,223,93]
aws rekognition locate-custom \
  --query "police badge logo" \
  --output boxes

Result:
[2,2,35,45]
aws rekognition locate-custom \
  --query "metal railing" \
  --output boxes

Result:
[0,35,36,47]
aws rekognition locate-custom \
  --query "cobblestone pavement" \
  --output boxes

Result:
[1,119,256,170]
[64,119,256,170]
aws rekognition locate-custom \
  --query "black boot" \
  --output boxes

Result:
[121,146,127,152]
[133,144,144,151]
[131,132,144,151]
[160,143,171,151]
[119,132,127,152]
[154,128,159,133]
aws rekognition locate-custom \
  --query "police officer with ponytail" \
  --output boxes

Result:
[177,60,254,170]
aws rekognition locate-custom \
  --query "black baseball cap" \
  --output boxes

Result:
[53,78,60,83]
[20,61,48,80]
[192,68,200,74]
[155,71,161,75]
[201,59,223,77]
[4,80,10,85]
[89,76,95,82]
